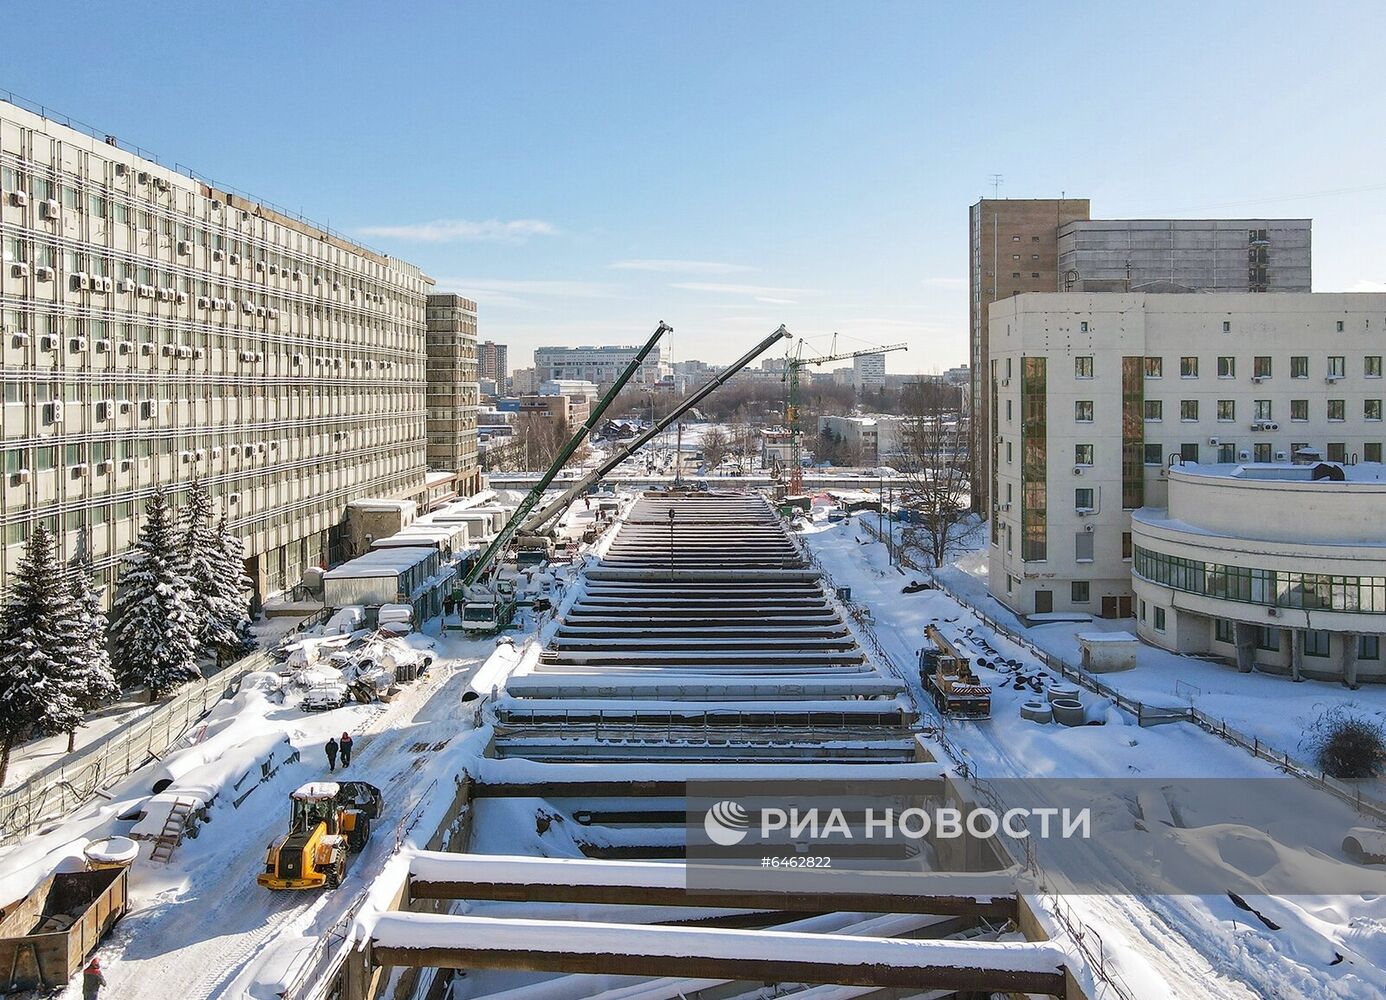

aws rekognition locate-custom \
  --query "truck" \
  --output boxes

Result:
[457,580,519,636]
[919,625,991,719]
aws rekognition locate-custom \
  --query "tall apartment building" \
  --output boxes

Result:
[969,199,1313,512]
[1058,219,1311,293]
[534,344,668,389]
[425,294,481,497]
[969,199,1091,506]
[987,292,1386,621]
[478,340,507,382]
[0,99,471,604]
[852,352,887,390]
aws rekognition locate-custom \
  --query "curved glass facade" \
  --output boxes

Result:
[1133,545,1386,614]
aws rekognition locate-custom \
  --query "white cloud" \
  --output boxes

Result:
[356,218,560,243]
[755,296,797,305]
[672,281,815,301]
[610,259,754,274]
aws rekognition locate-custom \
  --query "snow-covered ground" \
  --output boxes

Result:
[803,517,1386,1000]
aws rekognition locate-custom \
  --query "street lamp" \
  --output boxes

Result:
[667,507,676,577]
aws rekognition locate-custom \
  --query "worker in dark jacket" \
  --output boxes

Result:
[325,736,339,772]
[83,957,106,998]
[339,732,354,767]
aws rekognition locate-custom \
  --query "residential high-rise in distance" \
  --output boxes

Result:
[425,294,481,498]
[533,344,668,389]
[852,352,886,390]
[0,98,476,605]
[478,340,507,382]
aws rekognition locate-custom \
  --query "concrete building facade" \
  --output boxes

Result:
[534,344,667,389]
[424,294,480,498]
[987,292,1386,621]
[1131,463,1386,683]
[852,352,887,390]
[478,340,507,382]
[1058,219,1311,293]
[0,99,468,604]
[969,198,1092,507]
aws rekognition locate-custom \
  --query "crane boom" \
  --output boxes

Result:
[462,321,671,587]
[520,325,793,533]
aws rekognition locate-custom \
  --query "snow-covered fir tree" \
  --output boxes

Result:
[212,512,257,661]
[179,480,239,661]
[111,487,201,701]
[0,525,80,785]
[61,547,120,751]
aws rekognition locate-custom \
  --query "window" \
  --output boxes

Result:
[1074,443,1094,466]
[1006,441,1013,463]
[1328,356,1346,378]
[1254,400,1272,421]
[1075,533,1094,563]
[1291,356,1309,378]
[1253,356,1272,379]
[1180,442,1199,463]
[1012,235,1021,242]
[1071,580,1090,603]
[1222,321,1231,333]
[1139,600,1146,622]
[1122,531,1133,559]
[1336,320,1345,333]
[1153,607,1166,632]
[1218,356,1236,378]
[1006,399,1013,421]
[1144,399,1163,421]
[1328,399,1346,421]
[1368,400,1383,422]
[1144,357,1163,378]
[1012,272,1021,278]
[1368,356,1383,378]
[1144,443,1162,465]
[1180,400,1199,421]
[1254,443,1272,463]
[1180,356,1199,378]
[1215,618,1234,643]
[1304,630,1331,658]
[1075,487,1095,511]
[1080,321,1089,333]
[1218,442,1237,463]
[1290,399,1309,421]
[1361,635,1381,661]
[1217,400,1236,421]
[1031,272,1040,278]
[1075,400,1094,422]
[1257,627,1280,652]
[1366,443,1383,463]
[1075,356,1094,378]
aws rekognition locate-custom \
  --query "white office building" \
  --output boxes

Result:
[988,292,1386,621]
[0,98,463,604]
[853,352,886,389]
[533,344,667,389]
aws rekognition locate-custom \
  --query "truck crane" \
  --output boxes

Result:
[784,338,908,493]
[517,325,793,535]
[454,321,671,633]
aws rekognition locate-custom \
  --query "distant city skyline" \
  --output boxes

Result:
[6,2,1386,369]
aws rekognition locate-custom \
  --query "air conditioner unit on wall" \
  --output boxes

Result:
[1073,466,1084,475]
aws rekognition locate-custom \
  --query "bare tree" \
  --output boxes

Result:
[895,382,972,567]
[700,426,731,474]
[731,418,761,472]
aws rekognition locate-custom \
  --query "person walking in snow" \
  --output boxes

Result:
[339,732,354,767]
[325,736,339,772]
[82,956,106,999]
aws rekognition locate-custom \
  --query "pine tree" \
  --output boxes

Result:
[111,487,201,701]
[61,552,120,751]
[212,512,257,661]
[179,480,233,658]
[0,525,80,786]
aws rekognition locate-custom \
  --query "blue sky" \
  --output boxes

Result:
[7,2,1385,373]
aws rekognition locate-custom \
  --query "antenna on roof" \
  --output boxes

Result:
[989,174,1004,198]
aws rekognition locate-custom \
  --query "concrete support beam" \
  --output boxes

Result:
[1343,632,1361,689]
[1233,622,1258,673]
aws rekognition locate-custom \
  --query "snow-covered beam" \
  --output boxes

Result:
[367,914,1069,996]
[404,852,1019,920]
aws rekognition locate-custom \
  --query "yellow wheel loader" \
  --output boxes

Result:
[257,781,383,890]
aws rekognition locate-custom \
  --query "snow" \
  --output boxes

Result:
[804,517,1386,1000]
[322,546,437,579]
[84,837,139,865]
